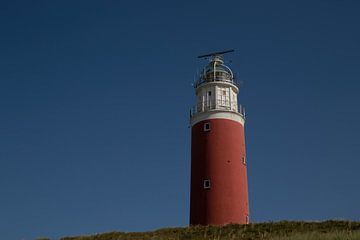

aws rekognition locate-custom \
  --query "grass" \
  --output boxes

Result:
[58,221,360,240]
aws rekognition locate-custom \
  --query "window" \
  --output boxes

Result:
[217,88,229,108]
[208,91,211,96]
[203,122,211,131]
[246,215,249,224]
[203,179,211,189]
[242,156,246,165]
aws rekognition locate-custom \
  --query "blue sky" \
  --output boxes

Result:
[1,1,360,239]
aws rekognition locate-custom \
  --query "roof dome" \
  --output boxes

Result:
[195,56,235,88]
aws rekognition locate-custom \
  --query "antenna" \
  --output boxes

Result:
[197,49,235,59]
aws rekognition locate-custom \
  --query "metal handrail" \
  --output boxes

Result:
[194,77,240,88]
[190,100,245,118]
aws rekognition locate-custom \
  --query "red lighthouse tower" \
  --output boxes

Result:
[190,50,249,225]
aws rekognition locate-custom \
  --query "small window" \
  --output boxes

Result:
[242,156,246,165]
[203,179,211,189]
[223,90,226,95]
[203,123,211,131]
[246,215,249,224]
[208,91,212,96]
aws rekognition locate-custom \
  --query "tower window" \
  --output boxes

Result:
[208,91,211,96]
[246,215,249,224]
[203,179,211,189]
[242,156,246,165]
[203,123,211,131]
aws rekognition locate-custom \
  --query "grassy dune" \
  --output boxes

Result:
[58,221,360,240]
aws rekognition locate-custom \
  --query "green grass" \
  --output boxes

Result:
[58,221,360,240]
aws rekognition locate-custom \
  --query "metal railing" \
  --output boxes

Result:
[194,74,240,88]
[190,100,245,117]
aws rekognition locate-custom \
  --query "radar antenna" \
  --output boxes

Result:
[197,49,235,59]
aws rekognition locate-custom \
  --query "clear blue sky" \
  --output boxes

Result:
[1,1,360,239]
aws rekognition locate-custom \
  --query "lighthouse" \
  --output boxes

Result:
[189,50,249,225]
